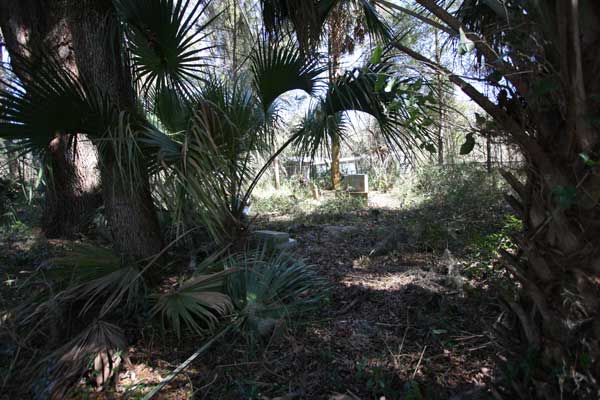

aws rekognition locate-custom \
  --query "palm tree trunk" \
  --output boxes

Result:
[328,6,343,191]
[273,157,281,190]
[331,134,341,190]
[0,0,102,238]
[65,0,163,257]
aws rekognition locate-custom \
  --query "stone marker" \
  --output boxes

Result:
[253,230,298,251]
[254,230,289,244]
[342,174,368,193]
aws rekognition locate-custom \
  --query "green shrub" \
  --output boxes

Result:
[318,193,366,214]
[0,177,19,225]
[252,193,303,215]
[414,163,505,214]
[225,248,328,348]
[402,164,515,253]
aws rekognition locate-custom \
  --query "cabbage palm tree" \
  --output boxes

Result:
[0,1,434,248]
[141,39,435,244]
[261,0,394,189]
[0,0,220,256]
[0,1,437,396]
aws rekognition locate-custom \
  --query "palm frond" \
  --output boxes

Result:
[153,86,195,133]
[152,271,234,338]
[49,243,145,317]
[292,102,348,159]
[165,77,273,242]
[0,55,114,154]
[294,53,435,160]
[50,320,127,396]
[262,0,325,52]
[225,248,328,345]
[251,39,326,114]
[114,0,219,97]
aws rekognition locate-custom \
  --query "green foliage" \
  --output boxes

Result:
[114,0,217,96]
[48,244,145,317]
[370,45,384,64]
[0,177,19,225]
[551,185,577,209]
[355,360,400,398]
[225,248,328,347]
[261,0,390,53]
[316,193,366,216]
[406,164,510,252]
[252,192,304,215]
[251,40,326,113]
[294,56,435,159]
[459,133,476,155]
[0,55,115,154]
[466,214,522,281]
[403,380,424,400]
[151,271,234,338]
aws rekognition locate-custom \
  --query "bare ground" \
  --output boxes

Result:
[1,202,510,399]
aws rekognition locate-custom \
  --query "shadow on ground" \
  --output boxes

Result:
[159,206,511,399]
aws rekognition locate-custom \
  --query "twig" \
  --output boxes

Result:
[411,346,427,380]
[468,341,493,352]
[335,298,360,316]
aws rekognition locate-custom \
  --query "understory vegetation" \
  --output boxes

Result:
[1,0,599,399]
[1,163,524,399]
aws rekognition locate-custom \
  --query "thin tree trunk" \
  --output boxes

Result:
[434,28,444,165]
[331,134,341,190]
[328,6,343,191]
[485,134,492,172]
[0,0,102,238]
[273,157,281,190]
[65,0,163,257]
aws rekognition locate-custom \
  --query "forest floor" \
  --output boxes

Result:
[0,191,514,400]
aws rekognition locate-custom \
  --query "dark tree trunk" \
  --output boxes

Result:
[43,134,100,237]
[65,0,163,258]
[495,4,600,396]
[434,28,444,166]
[0,0,101,237]
[485,134,492,172]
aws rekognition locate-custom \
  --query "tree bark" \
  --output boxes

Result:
[330,133,341,190]
[434,28,444,166]
[328,5,343,191]
[485,134,492,173]
[0,0,102,238]
[273,157,281,190]
[65,0,163,258]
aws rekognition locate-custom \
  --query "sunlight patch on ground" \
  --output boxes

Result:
[340,272,418,292]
